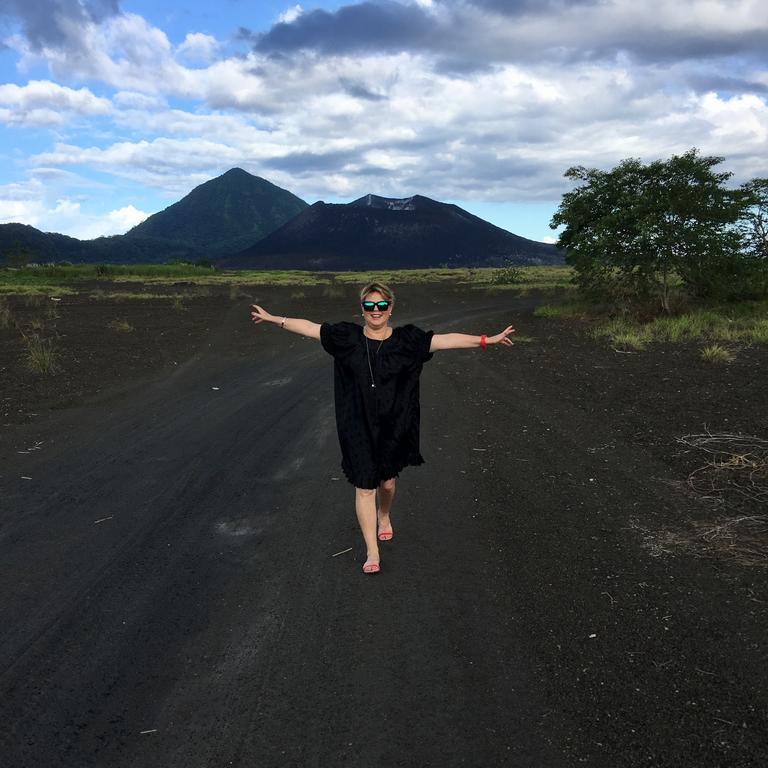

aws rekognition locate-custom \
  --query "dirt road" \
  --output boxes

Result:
[1,284,766,767]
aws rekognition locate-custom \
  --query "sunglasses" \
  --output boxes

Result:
[361,300,391,312]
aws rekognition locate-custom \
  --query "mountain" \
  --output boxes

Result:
[221,194,563,270]
[0,223,88,263]
[0,169,309,265]
[125,168,308,256]
[0,223,206,265]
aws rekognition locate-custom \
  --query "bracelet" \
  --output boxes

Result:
[480,334,487,350]
[281,317,287,329]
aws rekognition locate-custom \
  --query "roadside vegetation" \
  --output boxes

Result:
[0,262,575,294]
[535,298,768,353]
[536,148,768,355]
[20,330,60,375]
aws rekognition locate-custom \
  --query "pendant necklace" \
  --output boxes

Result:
[365,331,387,388]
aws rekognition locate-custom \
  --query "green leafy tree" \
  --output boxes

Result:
[2,241,34,268]
[734,178,768,296]
[551,149,753,310]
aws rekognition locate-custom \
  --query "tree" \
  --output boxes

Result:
[2,241,34,268]
[550,149,753,310]
[733,178,768,297]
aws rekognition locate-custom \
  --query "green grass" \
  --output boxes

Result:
[108,318,133,332]
[479,265,574,292]
[89,291,185,301]
[170,295,186,312]
[534,301,591,319]
[537,295,768,349]
[2,264,574,293]
[23,334,60,375]
[700,344,735,363]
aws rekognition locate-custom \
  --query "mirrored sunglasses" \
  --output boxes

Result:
[361,300,391,312]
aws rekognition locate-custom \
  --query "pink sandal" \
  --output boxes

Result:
[377,509,394,541]
[362,560,381,574]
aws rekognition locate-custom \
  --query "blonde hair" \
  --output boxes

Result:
[359,281,395,304]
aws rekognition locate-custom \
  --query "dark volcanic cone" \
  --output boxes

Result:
[220,194,562,270]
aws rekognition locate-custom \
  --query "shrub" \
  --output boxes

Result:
[701,344,735,363]
[24,334,60,374]
[551,149,759,310]
[490,262,526,285]
[108,318,133,332]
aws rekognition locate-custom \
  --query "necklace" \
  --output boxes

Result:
[364,330,389,388]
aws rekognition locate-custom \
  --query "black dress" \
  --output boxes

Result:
[320,321,435,489]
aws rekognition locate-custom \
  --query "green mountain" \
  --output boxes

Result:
[124,168,309,256]
[0,169,309,265]
[0,223,202,265]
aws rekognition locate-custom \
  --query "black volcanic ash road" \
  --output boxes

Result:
[1,286,765,768]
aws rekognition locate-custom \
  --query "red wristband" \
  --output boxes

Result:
[480,334,487,350]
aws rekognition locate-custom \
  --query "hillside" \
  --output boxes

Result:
[125,168,309,256]
[0,169,309,265]
[222,194,563,270]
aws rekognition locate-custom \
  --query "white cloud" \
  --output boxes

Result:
[176,32,219,64]
[46,199,151,239]
[0,80,110,126]
[10,12,198,96]
[2,0,768,243]
[105,205,149,232]
[0,178,148,238]
[113,91,168,110]
[277,5,303,25]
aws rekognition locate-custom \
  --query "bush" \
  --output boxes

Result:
[550,149,762,310]
[490,262,526,285]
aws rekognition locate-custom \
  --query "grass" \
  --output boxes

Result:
[701,344,735,363]
[539,296,768,349]
[108,318,133,332]
[23,334,60,375]
[0,297,12,329]
[89,291,184,301]
[2,264,373,290]
[2,264,575,294]
[170,295,186,312]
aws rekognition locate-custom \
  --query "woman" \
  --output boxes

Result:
[250,281,515,574]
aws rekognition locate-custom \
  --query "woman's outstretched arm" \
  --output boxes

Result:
[429,324,515,352]
[250,304,321,340]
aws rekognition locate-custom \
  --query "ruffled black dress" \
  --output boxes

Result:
[320,321,435,489]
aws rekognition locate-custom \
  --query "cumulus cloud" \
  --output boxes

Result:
[1,0,767,241]
[7,10,198,95]
[0,177,149,237]
[0,80,110,125]
[0,0,120,50]
[176,32,219,64]
[253,1,441,55]
[26,54,768,208]
[247,0,768,66]
[277,4,304,24]
[103,204,148,232]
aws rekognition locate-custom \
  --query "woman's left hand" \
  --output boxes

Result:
[488,325,515,346]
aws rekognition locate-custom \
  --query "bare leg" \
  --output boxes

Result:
[355,487,379,567]
[377,477,396,535]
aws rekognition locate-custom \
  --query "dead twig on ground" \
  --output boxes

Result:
[671,431,768,566]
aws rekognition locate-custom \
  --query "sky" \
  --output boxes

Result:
[0,0,766,243]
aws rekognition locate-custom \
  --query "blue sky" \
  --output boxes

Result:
[1,0,767,242]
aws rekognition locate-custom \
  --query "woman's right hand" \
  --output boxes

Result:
[250,304,274,324]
